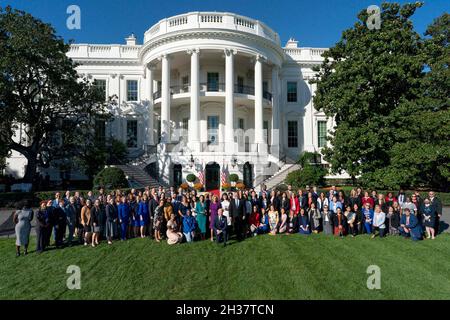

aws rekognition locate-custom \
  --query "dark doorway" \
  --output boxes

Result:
[205,162,220,191]
[173,164,182,188]
[243,162,253,188]
[145,162,159,181]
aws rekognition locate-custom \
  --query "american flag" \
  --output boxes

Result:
[221,165,228,186]
[198,166,204,185]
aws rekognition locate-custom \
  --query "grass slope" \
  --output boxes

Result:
[0,234,449,300]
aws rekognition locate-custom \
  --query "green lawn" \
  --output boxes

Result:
[1,234,449,300]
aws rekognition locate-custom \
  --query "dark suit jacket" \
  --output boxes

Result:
[214,215,228,232]
[229,198,245,218]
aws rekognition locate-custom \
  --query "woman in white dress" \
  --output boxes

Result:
[221,193,232,236]
[166,213,183,245]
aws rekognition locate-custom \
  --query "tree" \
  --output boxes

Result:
[93,167,128,189]
[310,2,449,190]
[0,6,107,185]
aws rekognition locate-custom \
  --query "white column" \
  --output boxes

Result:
[271,65,280,157]
[254,55,265,148]
[146,64,155,146]
[225,48,236,151]
[160,54,170,144]
[188,48,200,151]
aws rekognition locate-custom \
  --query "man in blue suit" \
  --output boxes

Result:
[214,208,228,247]
[399,208,423,241]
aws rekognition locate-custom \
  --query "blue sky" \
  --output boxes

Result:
[1,0,448,47]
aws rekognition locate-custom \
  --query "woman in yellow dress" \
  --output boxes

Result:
[268,204,279,235]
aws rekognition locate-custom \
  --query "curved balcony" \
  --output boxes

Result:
[143,12,281,45]
[153,84,272,102]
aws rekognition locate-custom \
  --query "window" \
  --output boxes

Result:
[182,76,189,92]
[157,81,162,92]
[237,76,244,93]
[263,81,268,92]
[127,120,138,148]
[287,81,297,102]
[127,80,138,101]
[95,120,106,144]
[182,118,189,141]
[238,118,244,130]
[287,121,298,148]
[318,121,327,148]
[93,79,107,100]
[207,72,219,91]
[207,116,219,145]
[263,120,269,145]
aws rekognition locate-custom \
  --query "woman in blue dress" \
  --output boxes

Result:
[138,195,150,238]
[362,202,374,234]
[298,209,311,235]
[118,196,130,241]
[195,195,207,240]
[421,199,436,239]
[257,208,270,234]
[129,195,139,238]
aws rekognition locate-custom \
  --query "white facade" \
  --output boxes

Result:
[6,12,342,188]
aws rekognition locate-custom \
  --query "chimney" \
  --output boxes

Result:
[125,33,137,45]
[285,37,298,48]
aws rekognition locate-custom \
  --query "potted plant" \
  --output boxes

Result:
[194,183,203,191]
[229,173,239,186]
[221,182,230,191]
[180,183,189,190]
[236,181,246,190]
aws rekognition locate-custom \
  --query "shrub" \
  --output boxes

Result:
[285,164,327,189]
[186,174,196,183]
[93,167,128,189]
[229,174,239,182]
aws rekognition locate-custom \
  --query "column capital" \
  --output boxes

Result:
[157,54,171,61]
[253,54,267,63]
[224,48,237,57]
[186,48,200,55]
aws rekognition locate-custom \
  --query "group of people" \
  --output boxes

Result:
[13,184,444,256]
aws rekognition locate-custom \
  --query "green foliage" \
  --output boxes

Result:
[75,138,128,179]
[93,167,128,189]
[0,6,108,184]
[310,3,449,190]
[229,173,239,182]
[186,173,196,183]
[286,153,327,188]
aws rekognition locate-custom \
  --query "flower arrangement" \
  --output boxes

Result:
[180,183,189,190]
[222,182,231,191]
[235,182,246,190]
[193,183,203,190]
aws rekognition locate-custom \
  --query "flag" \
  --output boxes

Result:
[198,166,204,185]
[221,166,227,186]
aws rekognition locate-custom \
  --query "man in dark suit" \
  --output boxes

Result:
[229,191,246,241]
[214,208,228,246]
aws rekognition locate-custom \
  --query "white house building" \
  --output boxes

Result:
[5,12,342,190]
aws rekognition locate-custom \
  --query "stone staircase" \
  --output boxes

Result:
[255,163,301,191]
[113,164,162,189]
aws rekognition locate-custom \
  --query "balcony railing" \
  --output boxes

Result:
[153,83,272,101]
[200,82,225,92]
